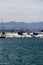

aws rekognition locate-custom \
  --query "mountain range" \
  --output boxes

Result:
[0,21,43,31]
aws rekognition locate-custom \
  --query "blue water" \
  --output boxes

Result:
[0,38,43,65]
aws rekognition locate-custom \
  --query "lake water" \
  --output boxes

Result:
[0,38,43,65]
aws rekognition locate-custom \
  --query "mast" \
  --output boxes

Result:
[2,18,5,35]
[2,18,4,32]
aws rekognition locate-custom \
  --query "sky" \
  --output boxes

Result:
[0,0,43,22]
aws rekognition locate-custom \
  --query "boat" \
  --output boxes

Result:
[0,34,6,38]
[29,32,35,37]
[0,19,6,38]
[35,34,43,38]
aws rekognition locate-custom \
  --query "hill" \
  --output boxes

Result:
[0,21,43,31]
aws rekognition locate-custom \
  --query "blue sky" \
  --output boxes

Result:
[0,0,43,22]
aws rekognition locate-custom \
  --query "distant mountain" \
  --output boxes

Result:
[0,21,43,31]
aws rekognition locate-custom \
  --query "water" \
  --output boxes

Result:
[0,38,43,65]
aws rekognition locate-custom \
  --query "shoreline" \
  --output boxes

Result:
[0,31,43,38]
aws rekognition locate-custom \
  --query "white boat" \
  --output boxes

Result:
[5,33,21,38]
[36,34,43,38]
[22,33,29,37]
[5,34,14,38]
[12,33,21,37]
